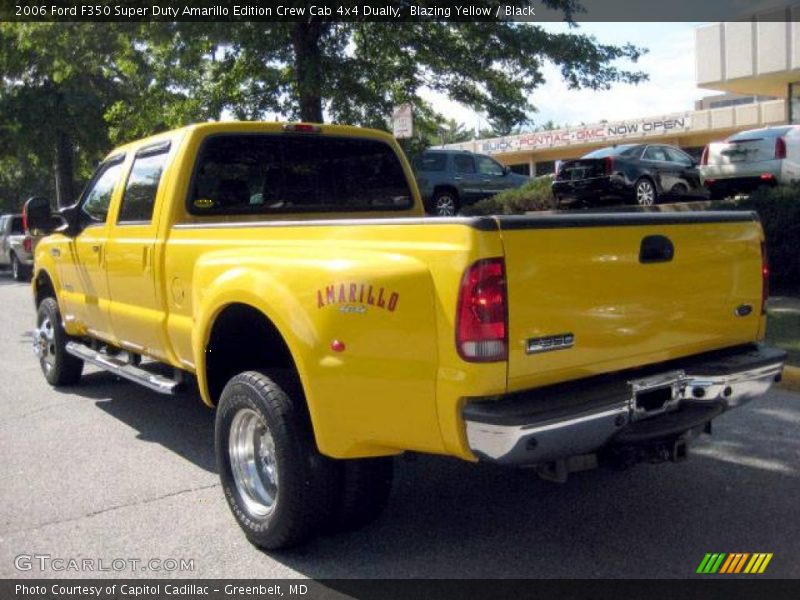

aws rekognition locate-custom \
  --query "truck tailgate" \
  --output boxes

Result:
[498,212,764,391]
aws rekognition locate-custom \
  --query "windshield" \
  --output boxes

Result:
[728,127,793,142]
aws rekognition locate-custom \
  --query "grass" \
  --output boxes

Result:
[765,311,800,366]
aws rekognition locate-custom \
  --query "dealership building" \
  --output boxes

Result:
[443,8,800,176]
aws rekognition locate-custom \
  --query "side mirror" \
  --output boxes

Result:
[23,197,53,234]
[23,196,67,235]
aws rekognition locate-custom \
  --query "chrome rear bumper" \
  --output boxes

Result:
[463,345,785,466]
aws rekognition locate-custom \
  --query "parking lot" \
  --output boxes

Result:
[0,276,798,579]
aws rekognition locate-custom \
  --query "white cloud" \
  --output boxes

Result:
[421,22,719,132]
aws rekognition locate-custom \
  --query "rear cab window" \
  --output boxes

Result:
[187,134,413,216]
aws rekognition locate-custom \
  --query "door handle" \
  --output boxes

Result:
[50,247,61,258]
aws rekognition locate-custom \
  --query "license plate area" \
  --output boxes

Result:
[629,370,686,421]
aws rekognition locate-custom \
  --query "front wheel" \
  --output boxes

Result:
[634,178,657,207]
[215,371,337,550]
[34,297,84,386]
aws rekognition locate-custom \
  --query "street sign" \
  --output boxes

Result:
[392,104,413,139]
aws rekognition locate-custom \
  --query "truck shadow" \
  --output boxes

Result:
[57,371,800,578]
[68,370,217,474]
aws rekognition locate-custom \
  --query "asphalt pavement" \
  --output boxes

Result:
[0,275,798,579]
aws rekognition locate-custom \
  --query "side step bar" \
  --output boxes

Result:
[65,342,182,395]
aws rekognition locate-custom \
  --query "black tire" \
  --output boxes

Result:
[215,370,338,550]
[11,253,27,282]
[35,297,84,386]
[634,177,658,207]
[328,456,394,533]
[430,190,460,217]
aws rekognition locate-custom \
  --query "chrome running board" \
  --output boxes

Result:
[65,342,182,395]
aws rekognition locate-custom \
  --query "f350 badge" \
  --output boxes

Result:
[526,333,575,354]
[317,282,400,313]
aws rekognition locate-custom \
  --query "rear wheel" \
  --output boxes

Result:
[11,253,26,282]
[328,457,394,532]
[431,190,459,216]
[34,297,84,386]
[634,178,657,206]
[216,370,338,550]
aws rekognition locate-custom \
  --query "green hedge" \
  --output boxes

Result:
[461,178,799,292]
[718,185,800,293]
[460,176,556,215]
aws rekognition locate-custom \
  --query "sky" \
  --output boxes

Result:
[423,22,719,134]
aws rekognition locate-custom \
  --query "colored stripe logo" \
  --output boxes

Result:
[696,553,773,574]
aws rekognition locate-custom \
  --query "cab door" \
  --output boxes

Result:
[105,142,171,360]
[58,157,126,342]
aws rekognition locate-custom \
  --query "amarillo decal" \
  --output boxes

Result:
[317,283,399,312]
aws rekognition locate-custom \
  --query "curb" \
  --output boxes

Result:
[777,364,800,392]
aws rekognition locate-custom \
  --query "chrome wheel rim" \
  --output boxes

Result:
[34,316,56,373]
[636,181,655,206]
[229,408,278,517]
[435,195,457,216]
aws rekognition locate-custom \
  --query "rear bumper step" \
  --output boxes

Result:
[65,342,183,395]
[463,344,785,466]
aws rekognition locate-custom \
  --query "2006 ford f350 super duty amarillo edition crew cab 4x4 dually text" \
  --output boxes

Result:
[25,122,786,549]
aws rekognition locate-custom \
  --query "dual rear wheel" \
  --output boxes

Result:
[215,370,394,549]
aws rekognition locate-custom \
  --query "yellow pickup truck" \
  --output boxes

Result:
[25,122,785,549]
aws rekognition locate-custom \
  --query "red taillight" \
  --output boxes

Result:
[604,156,614,175]
[23,237,32,253]
[456,258,508,362]
[775,137,786,159]
[700,145,709,166]
[761,241,769,315]
[760,173,775,181]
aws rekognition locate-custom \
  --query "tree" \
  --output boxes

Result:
[0,9,648,208]
[0,23,143,206]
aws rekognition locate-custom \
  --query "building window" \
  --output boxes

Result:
[790,83,800,124]
[509,164,530,176]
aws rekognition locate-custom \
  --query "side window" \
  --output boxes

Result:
[118,149,169,223]
[81,160,124,224]
[643,146,668,162]
[414,153,447,172]
[665,147,693,166]
[476,156,504,176]
[453,155,476,174]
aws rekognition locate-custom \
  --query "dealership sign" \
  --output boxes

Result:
[477,113,693,154]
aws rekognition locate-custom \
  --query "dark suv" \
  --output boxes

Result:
[413,150,529,216]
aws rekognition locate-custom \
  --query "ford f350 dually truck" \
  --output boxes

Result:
[25,122,785,549]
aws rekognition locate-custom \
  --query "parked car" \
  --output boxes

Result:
[552,144,706,207]
[413,149,529,216]
[0,213,35,281]
[699,126,800,199]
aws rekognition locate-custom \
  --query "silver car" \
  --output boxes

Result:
[0,214,35,281]
[699,125,800,199]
